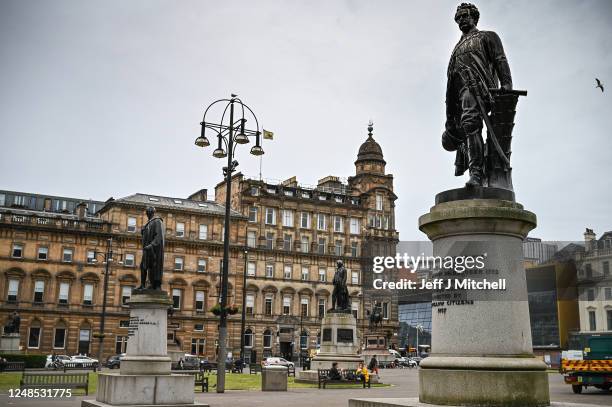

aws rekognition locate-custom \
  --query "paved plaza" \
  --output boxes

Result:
[1,369,610,407]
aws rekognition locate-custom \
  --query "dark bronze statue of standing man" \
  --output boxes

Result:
[139,206,165,290]
[443,3,513,187]
[332,260,350,312]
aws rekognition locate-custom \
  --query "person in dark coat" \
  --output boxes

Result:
[139,206,165,290]
[329,362,342,380]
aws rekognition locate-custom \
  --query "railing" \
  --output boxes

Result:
[576,247,612,260]
[0,212,112,232]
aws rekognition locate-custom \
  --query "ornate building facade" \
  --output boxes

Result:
[0,126,399,362]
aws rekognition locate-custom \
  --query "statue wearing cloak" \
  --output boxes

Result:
[139,206,165,290]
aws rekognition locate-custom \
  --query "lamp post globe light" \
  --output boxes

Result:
[195,94,264,393]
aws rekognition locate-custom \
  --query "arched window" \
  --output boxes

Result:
[53,321,67,349]
[263,329,272,349]
[78,322,91,355]
[244,328,253,348]
[28,320,42,348]
[300,329,308,350]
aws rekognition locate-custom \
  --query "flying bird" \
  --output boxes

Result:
[595,78,604,92]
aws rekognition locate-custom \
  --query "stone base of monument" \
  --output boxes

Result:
[0,334,21,354]
[82,290,205,407]
[310,311,363,371]
[347,398,603,407]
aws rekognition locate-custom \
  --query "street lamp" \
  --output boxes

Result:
[195,94,263,393]
[91,237,122,365]
[239,249,248,362]
[415,323,423,357]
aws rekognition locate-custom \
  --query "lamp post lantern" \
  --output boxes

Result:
[195,94,263,393]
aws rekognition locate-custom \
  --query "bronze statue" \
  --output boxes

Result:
[443,3,513,188]
[5,311,20,334]
[331,260,350,312]
[139,206,165,290]
[368,302,383,330]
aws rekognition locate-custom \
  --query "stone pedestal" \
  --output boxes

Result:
[416,193,549,407]
[310,311,363,371]
[0,334,21,354]
[82,290,206,407]
[261,365,288,391]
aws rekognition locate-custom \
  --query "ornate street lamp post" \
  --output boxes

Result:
[195,94,263,393]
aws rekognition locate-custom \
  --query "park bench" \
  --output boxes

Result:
[249,363,261,374]
[317,369,370,389]
[194,372,209,392]
[286,365,295,377]
[20,372,89,395]
[1,361,25,372]
[63,361,98,372]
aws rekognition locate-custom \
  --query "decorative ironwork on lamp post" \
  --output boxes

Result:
[195,94,263,393]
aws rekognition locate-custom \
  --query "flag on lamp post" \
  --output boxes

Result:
[263,129,274,140]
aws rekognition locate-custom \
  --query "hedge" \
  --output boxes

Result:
[0,354,47,368]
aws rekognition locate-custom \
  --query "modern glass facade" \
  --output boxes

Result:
[398,302,432,350]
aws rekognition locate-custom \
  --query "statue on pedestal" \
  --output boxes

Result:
[5,311,20,334]
[138,206,165,290]
[331,260,350,312]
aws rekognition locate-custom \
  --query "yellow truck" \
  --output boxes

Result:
[560,335,612,394]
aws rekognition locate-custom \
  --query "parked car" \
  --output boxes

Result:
[262,357,294,368]
[395,357,417,368]
[45,355,71,369]
[174,354,201,370]
[105,354,125,369]
[409,356,423,366]
[70,355,99,367]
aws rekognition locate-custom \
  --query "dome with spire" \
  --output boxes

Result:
[356,121,386,165]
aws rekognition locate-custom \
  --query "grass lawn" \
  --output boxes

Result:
[0,372,389,394]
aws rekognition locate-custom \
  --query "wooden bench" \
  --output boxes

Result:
[286,365,295,377]
[248,363,261,374]
[317,369,370,389]
[194,372,209,393]
[1,361,25,372]
[20,372,89,395]
[63,362,98,372]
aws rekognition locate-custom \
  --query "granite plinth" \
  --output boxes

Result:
[311,312,363,370]
[435,186,515,204]
[417,197,549,407]
[262,365,288,391]
[0,334,21,354]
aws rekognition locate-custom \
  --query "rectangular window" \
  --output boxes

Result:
[301,298,309,317]
[83,284,93,305]
[174,257,184,271]
[34,280,44,303]
[301,236,309,253]
[284,265,292,279]
[7,279,19,301]
[199,224,208,240]
[58,282,69,304]
[172,289,182,309]
[604,261,610,276]
[266,264,274,278]
[319,268,326,282]
[376,194,383,211]
[334,216,343,232]
[589,310,597,331]
[14,195,26,206]
[37,247,48,260]
[127,216,137,232]
[54,327,66,349]
[191,338,205,355]
[63,248,73,262]
[265,208,276,225]
[587,289,596,301]
[283,296,291,315]
[266,232,274,250]
[121,286,132,305]
[265,296,273,316]
[115,336,128,354]
[197,259,207,273]
[608,310,612,331]
[605,287,612,300]
[317,214,326,231]
[247,231,257,248]
[283,234,292,251]
[352,301,359,319]
[28,326,41,348]
[586,263,593,278]
[195,291,205,311]
[383,216,389,230]
[176,222,185,237]
[382,302,389,319]
[301,267,309,281]
[12,244,23,258]
[0,193,4,206]
[318,298,326,317]
[282,210,294,227]
[194,324,204,332]
[351,242,359,257]
[246,294,254,315]
[335,240,343,256]
[352,271,359,285]
[349,218,360,234]
[124,253,135,267]
[249,206,258,222]
[87,250,95,264]
[247,261,256,276]
[300,212,310,229]
[318,238,326,254]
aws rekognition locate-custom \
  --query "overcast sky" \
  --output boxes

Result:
[0,0,610,241]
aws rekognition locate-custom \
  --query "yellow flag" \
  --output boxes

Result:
[263,129,274,140]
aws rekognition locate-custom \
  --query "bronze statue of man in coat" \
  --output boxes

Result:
[139,206,165,290]
[332,260,350,311]
[442,3,513,187]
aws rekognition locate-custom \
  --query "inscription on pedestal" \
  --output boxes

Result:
[337,329,353,343]
[322,328,332,342]
[127,316,159,337]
